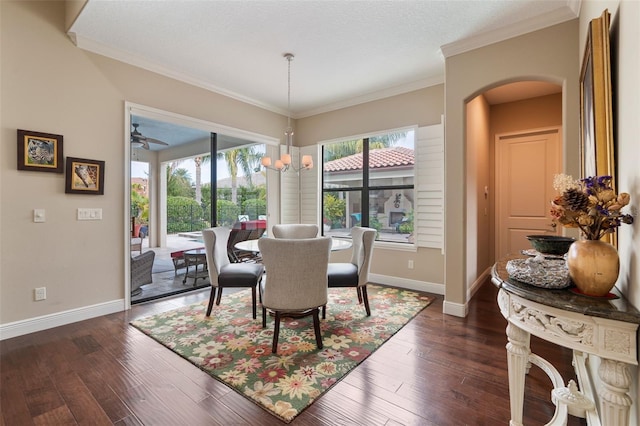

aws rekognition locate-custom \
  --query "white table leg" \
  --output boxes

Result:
[598,359,632,426]
[506,322,531,426]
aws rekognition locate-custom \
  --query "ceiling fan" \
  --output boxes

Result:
[131,123,169,150]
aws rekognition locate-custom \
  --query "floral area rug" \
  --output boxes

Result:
[130,284,434,423]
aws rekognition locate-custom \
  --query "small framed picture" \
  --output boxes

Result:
[65,157,105,195]
[17,129,64,173]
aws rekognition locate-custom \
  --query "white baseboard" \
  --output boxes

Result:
[468,268,491,300]
[0,299,125,341]
[370,274,470,317]
[369,273,445,295]
[443,300,468,317]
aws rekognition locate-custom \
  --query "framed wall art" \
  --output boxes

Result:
[65,157,105,195]
[17,129,64,173]
[579,10,614,183]
[580,9,616,246]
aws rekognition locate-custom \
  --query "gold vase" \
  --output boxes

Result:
[566,240,620,297]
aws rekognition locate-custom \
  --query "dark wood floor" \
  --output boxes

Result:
[1,280,586,425]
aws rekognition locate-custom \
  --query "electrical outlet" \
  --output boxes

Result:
[408,260,414,269]
[35,287,46,301]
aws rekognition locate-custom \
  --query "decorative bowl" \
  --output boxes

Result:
[526,235,575,255]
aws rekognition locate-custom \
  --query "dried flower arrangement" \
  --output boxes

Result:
[550,174,634,240]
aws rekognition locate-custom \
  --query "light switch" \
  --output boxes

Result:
[78,208,103,220]
[34,209,45,223]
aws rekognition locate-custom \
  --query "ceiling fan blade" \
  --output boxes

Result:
[146,137,169,146]
[131,123,168,148]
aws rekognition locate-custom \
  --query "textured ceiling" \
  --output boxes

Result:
[69,0,578,118]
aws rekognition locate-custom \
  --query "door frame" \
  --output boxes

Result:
[123,102,280,308]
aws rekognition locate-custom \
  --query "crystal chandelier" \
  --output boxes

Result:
[261,53,313,172]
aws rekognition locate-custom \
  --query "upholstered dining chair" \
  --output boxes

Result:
[259,236,331,354]
[202,227,264,319]
[322,226,376,318]
[271,224,318,239]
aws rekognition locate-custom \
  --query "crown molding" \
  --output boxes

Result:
[295,75,444,119]
[69,32,289,116]
[440,2,580,59]
[69,32,443,119]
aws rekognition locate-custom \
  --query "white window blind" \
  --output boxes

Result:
[279,145,300,224]
[299,145,319,224]
[415,120,444,249]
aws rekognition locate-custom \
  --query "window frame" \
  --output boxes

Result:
[321,129,416,245]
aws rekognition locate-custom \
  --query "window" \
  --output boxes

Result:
[216,144,267,227]
[322,130,415,243]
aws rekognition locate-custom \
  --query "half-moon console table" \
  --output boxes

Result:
[492,255,640,426]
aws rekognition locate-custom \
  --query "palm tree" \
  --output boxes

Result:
[193,155,211,204]
[217,147,260,204]
[166,166,193,197]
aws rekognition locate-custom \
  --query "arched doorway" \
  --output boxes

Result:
[465,80,563,297]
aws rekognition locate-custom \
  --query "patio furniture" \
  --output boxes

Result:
[271,224,318,239]
[233,219,267,230]
[131,217,145,255]
[131,250,155,296]
[259,236,331,354]
[322,226,376,318]
[203,227,264,319]
[182,248,208,285]
[170,247,205,276]
[227,228,265,263]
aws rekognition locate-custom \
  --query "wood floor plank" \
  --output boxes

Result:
[74,364,137,424]
[132,369,222,425]
[1,364,34,425]
[22,378,66,419]
[53,371,112,425]
[330,380,437,425]
[32,405,76,426]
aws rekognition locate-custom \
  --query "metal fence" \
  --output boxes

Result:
[167,204,211,234]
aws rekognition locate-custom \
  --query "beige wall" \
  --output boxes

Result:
[465,95,491,293]
[0,1,288,324]
[490,93,563,134]
[444,20,580,311]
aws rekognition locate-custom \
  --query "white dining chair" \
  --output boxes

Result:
[271,224,318,239]
[258,236,331,354]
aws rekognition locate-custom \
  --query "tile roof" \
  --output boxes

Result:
[323,147,414,172]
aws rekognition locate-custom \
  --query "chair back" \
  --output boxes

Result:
[272,224,318,239]
[259,237,331,311]
[350,227,376,286]
[203,227,231,285]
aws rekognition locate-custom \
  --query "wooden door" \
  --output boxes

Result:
[496,128,562,258]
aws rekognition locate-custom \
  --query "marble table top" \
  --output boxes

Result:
[492,254,640,325]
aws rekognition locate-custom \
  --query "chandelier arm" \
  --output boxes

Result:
[260,52,313,173]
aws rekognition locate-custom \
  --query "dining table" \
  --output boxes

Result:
[235,237,351,253]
